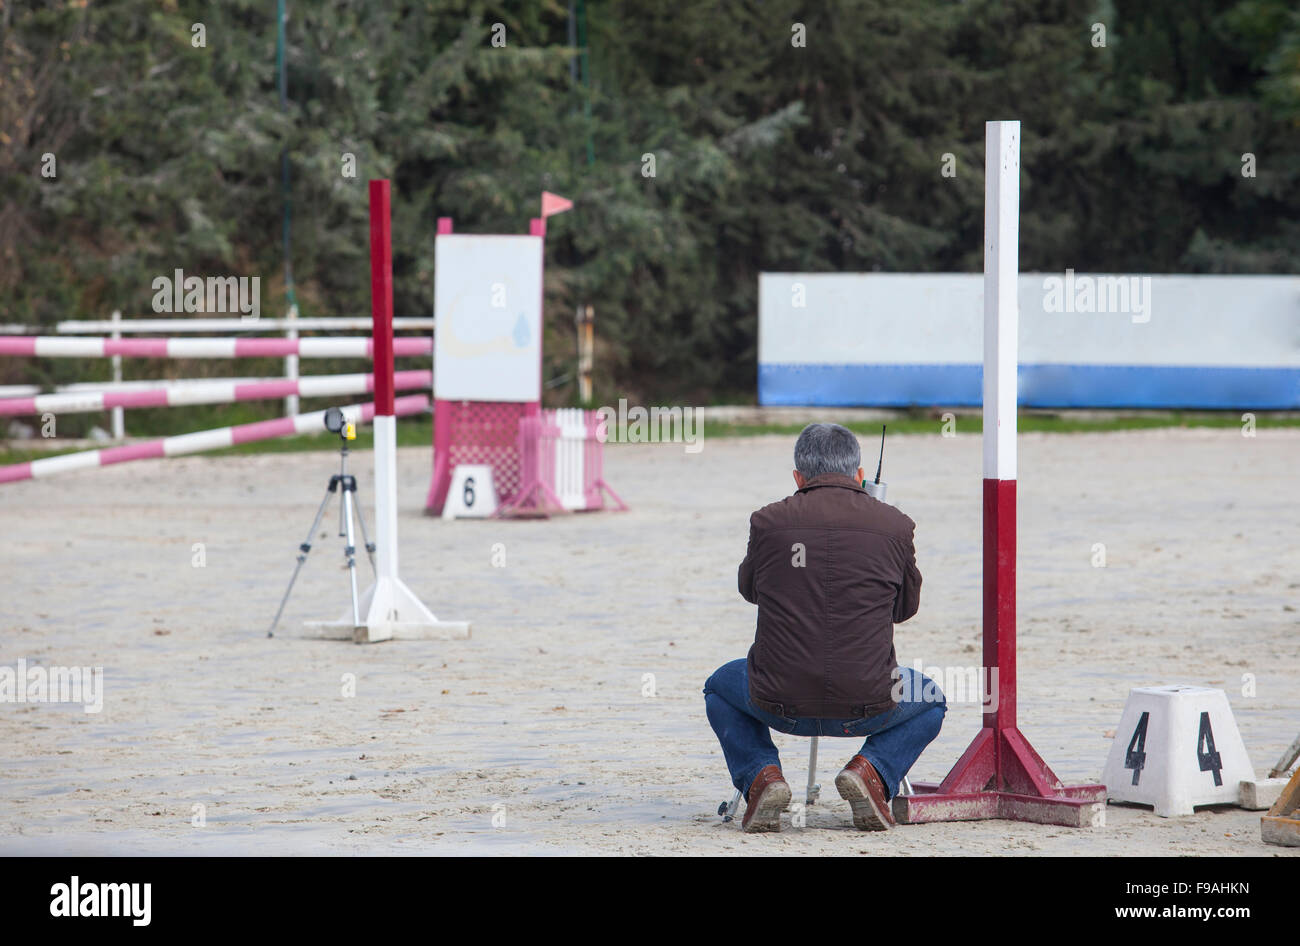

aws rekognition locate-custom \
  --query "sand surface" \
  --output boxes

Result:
[1,427,1297,855]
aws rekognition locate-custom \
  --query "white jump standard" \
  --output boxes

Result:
[424,204,623,518]
[304,179,470,644]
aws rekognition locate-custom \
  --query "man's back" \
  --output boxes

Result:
[738,471,921,719]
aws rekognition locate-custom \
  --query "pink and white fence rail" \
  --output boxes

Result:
[0,370,431,416]
[0,394,430,484]
[0,336,431,359]
[0,318,435,483]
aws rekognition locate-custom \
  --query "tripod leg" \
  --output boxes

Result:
[806,735,820,805]
[268,485,337,637]
[351,486,377,574]
[340,487,362,628]
[719,788,742,822]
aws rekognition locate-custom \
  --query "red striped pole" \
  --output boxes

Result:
[369,179,395,417]
[981,117,1021,737]
[342,179,467,642]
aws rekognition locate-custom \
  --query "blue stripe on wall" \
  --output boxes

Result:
[758,363,1300,409]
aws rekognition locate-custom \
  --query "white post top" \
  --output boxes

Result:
[983,120,1020,481]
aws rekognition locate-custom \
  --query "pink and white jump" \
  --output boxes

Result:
[0,394,429,485]
[0,370,432,416]
[0,336,432,359]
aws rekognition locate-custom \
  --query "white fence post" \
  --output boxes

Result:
[284,303,299,417]
[110,309,124,439]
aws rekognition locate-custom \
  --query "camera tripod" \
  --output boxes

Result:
[267,411,376,636]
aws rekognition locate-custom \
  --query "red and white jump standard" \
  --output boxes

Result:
[892,122,1107,828]
[307,180,470,643]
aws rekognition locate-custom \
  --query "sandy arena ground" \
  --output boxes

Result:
[1,426,1297,856]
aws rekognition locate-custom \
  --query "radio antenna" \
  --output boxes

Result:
[874,424,886,485]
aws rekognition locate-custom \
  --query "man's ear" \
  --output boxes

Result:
[792,470,805,490]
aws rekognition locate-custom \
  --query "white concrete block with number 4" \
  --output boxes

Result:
[441,464,498,519]
[1102,685,1255,817]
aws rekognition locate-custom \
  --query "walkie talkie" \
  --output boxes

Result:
[862,425,887,502]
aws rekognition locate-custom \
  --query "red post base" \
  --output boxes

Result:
[893,726,1106,827]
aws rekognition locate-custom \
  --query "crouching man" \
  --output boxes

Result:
[704,423,946,832]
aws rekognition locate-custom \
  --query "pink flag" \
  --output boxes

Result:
[541,191,574,218]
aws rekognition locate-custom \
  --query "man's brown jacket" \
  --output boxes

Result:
[739,472,922,720]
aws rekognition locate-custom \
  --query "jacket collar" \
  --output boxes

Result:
[796,472,864,494]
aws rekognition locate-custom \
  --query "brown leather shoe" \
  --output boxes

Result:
[834,755,896,831]
[741,765,791,833]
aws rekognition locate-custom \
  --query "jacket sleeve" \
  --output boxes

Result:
[892,523,922,623]
[738,514,758,604]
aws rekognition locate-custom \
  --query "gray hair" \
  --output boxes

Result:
[793,423,861,479]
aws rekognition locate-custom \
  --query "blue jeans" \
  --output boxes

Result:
[703,658,946,799]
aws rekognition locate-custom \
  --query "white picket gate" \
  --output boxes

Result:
[553,408,587,510]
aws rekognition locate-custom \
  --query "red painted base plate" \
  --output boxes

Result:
[894,725,1107,828]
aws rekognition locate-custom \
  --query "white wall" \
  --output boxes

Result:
[758,273,1300,408]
